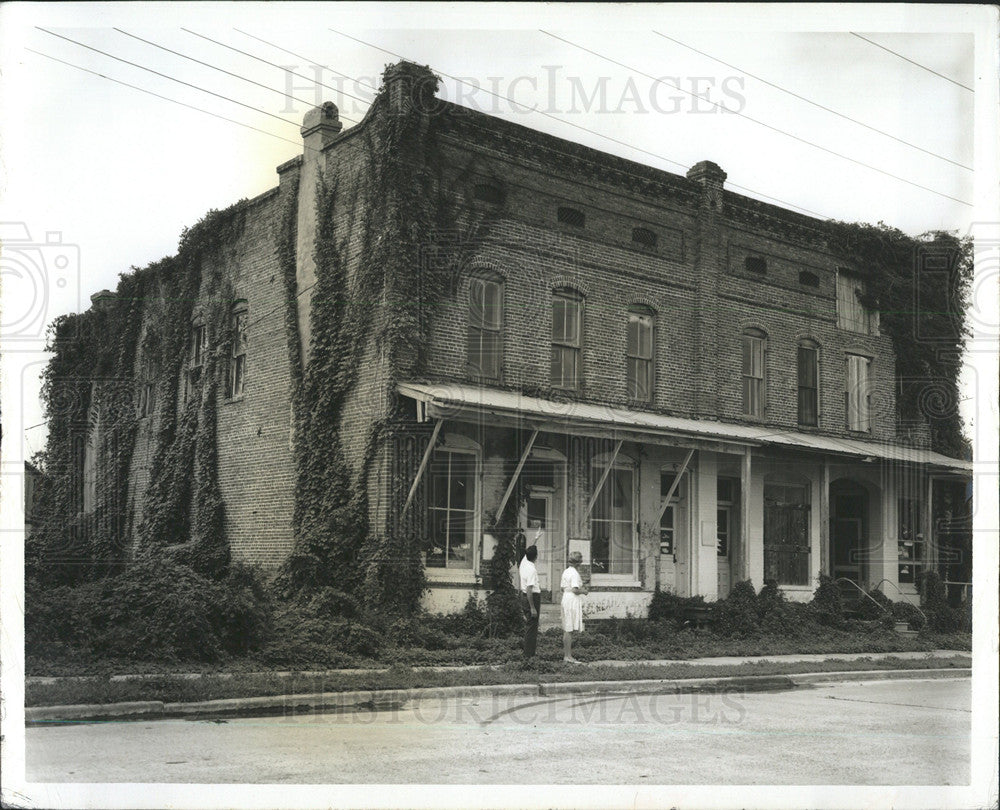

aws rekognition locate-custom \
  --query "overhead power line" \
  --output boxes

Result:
[112,27,359,125]
[540,30,972,208]
[26,47,304,150]
[324,26,834,220]
[653,31,971,171]
[850,33,974,93]
[35,27,302,129]
[184,27,375,109]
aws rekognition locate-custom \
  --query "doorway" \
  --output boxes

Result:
[830,480,869,593]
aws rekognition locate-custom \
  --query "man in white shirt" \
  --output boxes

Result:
[519,544,541,660]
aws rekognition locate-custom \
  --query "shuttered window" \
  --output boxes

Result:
[797,341,819,426]
[626,309,654,401]
[837,272,879,334]
[468,277,503,380]
[742,329,766,417]
[845,354,871,432]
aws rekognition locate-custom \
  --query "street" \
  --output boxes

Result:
[26,677,970,785]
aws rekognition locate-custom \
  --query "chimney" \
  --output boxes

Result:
[300,101,343,154]
[90,289,115,312]
[381,61,441,116]
[686,160,727,212]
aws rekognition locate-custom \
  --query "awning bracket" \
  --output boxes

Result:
[584,439,624,519]
[495,428,539,520]
[402,418,444,515]
[656,448,695,524]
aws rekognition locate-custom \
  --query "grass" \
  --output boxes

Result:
[25,653,971,708]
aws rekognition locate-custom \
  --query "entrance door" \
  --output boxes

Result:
[521,492,555,599]
[830,482,869,596]
[832,517,863,585]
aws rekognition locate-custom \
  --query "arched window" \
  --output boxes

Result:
[631,227,657,249]
[228,301,248,398]
[741,328,767,417]
[551,288,584,389]
[626,306,654,402]
[467,276,503,381]
[797,339,819,426]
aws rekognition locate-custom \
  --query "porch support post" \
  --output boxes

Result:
[495,428,539,519]
[402,418,444,515]
[740,448,752,580]
[820,459,830,577]
[584,439,623,519]
[656,448,695,524]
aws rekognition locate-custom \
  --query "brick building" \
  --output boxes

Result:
[68,61,970,617]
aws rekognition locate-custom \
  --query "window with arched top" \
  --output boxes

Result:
[741,328,767,417]
[467,276,503,381]
[626,306,654,402]
[631,227,657,249]
[228,301,248,398]
[551,288,584,389]
[797,339,819,426]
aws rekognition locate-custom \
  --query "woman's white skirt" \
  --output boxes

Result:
[561,591,584,632]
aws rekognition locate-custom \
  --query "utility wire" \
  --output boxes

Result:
[113,27,359,125]
[184,27,374,109]
[325,26,834,220]
[35,27,301,129]
[653,31,971,171]
[540,30,972,207]
[850,33,974,93]
[26,47,304,150]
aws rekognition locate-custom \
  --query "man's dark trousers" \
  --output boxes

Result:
[522,591,541,658]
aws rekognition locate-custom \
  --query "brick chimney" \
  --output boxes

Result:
[381,61,441,116]
[686,160,727,212]
[301,101,343,153]
[90,289,115,312]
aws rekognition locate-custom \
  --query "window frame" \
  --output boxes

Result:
[836,270,879,335]
[797,340,820,427]
[551,288,584,390]
[896,495,924,585]
[590,454,639,583]
[845,353,872,432]
[425,443,481,578]
[626,307,654,402]
[185,323,208,402]
[228,302,248,399]
[467,275,504,382]
[741,328,767,418]
[138,354,157,418]
[763,481,812,586]
[658,469,686,558]
[716,477,737,558]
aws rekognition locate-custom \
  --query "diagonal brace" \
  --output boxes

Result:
[584,439,624,519]
[495,428,539,519]
[402,418,444,515]
[656,448,695,524]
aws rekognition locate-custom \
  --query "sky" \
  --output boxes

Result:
[0,3,996,465]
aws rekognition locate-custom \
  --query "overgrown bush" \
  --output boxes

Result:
[918,570,964,633]
[648,587,706,626]
[891,600,926,631]
[713,580,760,637]
[810,574,844,627]
[855,588,893,621]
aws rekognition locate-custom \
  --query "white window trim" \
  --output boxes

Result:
[589,453,639,585]
[424,434,481,583]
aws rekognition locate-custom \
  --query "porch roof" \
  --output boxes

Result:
[397,382,972,473]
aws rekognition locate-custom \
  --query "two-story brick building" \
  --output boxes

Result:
[61,61,970,617]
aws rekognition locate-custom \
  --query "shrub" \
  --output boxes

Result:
[855,588,893,621]
[918,570,964,633]
[891,600,926,631]
[485,588,522,637]
[756,580,807,636]
[810,574,844,627]
[713,580,759,637]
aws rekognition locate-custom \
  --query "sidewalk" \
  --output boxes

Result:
[25,649,965,685]
[25,651,970,725]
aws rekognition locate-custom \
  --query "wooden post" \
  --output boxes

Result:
[584,439,623,519]
[495,428,539,519]
[820,459,830,577]
[740,448,752,580]
[402,418,443,515]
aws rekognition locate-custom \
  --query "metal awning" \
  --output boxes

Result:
[397,381,972,472]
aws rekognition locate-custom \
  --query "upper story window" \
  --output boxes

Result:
[631,227,657,249]
[557,206,585,228]
[626,307,654,402]
[845,353,872,432]
[744,256,767,275]
[797,339,819,427]
[186,323,207,401]
[467,276,503,381]
[836,271,879,334]
[228,302,248,398]
[798,270,820,288]
[426,448,477,570]
[473,182,505,206]
[137,354,157,418]
[741,328,767,417]
[551,289,583,389]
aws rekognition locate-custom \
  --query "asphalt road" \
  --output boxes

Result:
[26,677,970,785]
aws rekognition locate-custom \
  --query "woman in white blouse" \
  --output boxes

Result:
[560,551,588,663]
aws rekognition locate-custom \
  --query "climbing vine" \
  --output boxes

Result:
[825,222,972,458]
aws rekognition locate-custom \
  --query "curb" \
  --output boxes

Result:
[25,667,970,725]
